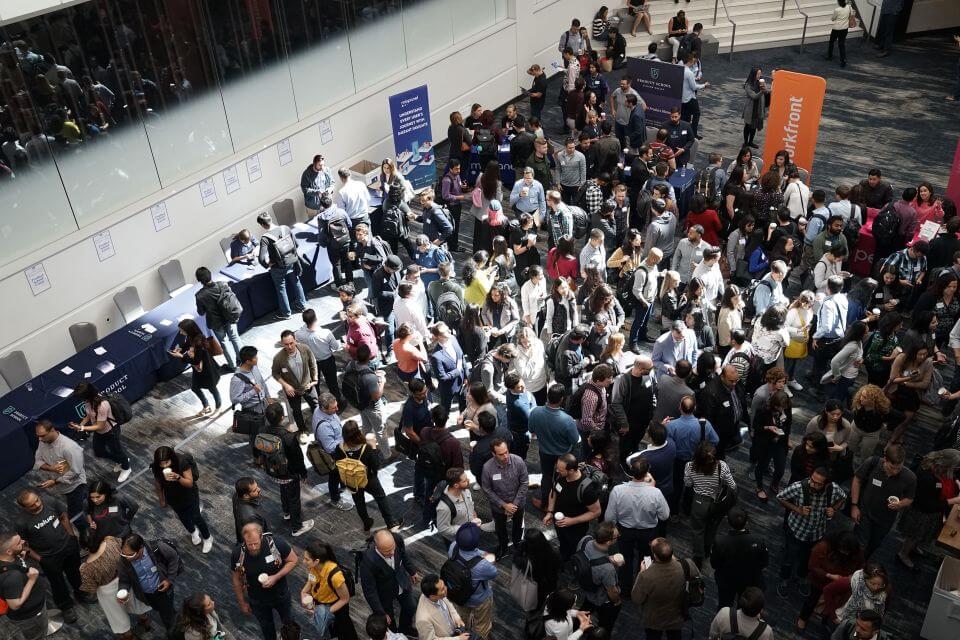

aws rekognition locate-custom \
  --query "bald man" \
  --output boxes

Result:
[358,530,419,636]
[611,355,657,465]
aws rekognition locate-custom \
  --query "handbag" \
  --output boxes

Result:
[848,11,858,29]
[306,442,337,475]
[708,464,737,519]
[785,314,808,359]
[232,408,264,435]
[509,560,539,611]
[205,335,224,356]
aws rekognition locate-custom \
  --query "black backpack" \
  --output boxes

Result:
[566,383,596,420]
[154,538,185,577]
[842,205,862,249]
[570,536,609,592]
[424,480,456,530]
[616,267,639,309]
[436,290,464,327]
[254,433,289,478]
[106,394,133,426]
[474,129,496,156]
[440,547,482,605]
[326,216,351,250]
[677,33,696,63]
[680,558,705,618]
[416,436,448,479]
[743,279,773,321]
[381,205,405,240]
[696,165,720,206]
[545,332,566,373]
[340,368,364,409]
[871,203,901,247]
[569,205,589,239]
[216,283,243,324]
[264,226,299,267]
[719,607,768,640]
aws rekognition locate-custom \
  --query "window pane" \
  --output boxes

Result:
[204,0,298,150]
[401,0,453,66]
[280,0,355,118]
[344,1,407,92]
[449,0,496,42]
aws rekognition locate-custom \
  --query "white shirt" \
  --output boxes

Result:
[784,180,811,220]
[394,297,429,339]
[692,261,724,305]
[335,178,371,220]
[520,278,547,322]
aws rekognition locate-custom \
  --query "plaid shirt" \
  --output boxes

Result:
[584,180,604,216]
[882,248,926,285]
[777,480,847,542]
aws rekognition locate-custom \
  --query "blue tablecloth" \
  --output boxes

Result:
[669,168,697,219]
[467,143,514,188]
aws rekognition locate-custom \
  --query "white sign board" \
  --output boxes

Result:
[199,178,218,207]
[151,202,171,232]
[92,230,116,262]
[278,138,293,166]
[223,165,241,194]
[246,154,262,182]
[24,263,51,296]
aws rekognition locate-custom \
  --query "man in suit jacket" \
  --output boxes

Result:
[429,322,467,415]
[652,359,695,426]
[415,574,467,640]
[271,329,318,441]
[697,365,746,460]
[651,321,699,379]
[359,530,419,636]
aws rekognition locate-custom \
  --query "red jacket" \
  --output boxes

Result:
[806,540,864,589]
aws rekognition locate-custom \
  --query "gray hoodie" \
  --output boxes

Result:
[645,212,678,259]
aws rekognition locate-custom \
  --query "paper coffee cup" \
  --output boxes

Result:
[887,496,900,505]
[554,512,565,522]
[162,468,174,479]
[116,589,128,600]
[302,595,313,607]
[258,573,269,584]
[939,387,949,396]
[611,553,625,566]
[484,552,496,562]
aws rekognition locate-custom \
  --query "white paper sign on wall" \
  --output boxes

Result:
[246,154,262,182]
[151,202,171,232]
[319,120,333,144]
[223,165,241,194]
[278,139,293,166]
[92,230,116,262]
[199,178,218,207]
[24,263,51,296]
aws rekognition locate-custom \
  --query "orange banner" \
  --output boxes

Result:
[762,70,827,182]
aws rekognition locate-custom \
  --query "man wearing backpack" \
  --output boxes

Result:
[546,191,574,249]
[434,468,479,545]
[708,587,773,640]
[414,188,454,247]
[354,222,392,299]
[575,365,614,460]
[231,522,299,640]
[440,160,466,251]
[631,537,700,640]
[118,533,181,633]
[359,530,420,637]
[261,404,315,537]
[316,195,354,287]
[344,344,390,456]
[195,266,243,371]
[576,522,623,631]
[257,212,307,321]
[543,454,602,560]
[554,324,593,394]
[775,467,847,598]
[444,523,497,639]
[710,510,770,611]
[481,439,528,559]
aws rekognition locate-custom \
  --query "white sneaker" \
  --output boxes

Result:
[117,468,132,483]
[787,380,804,391]
[191,528,202,546]
[784,387,794,398]
[47,619,63,635]
[480,521,497,533]
[201,537,214,554]
[330,500,354,511]
[292,519,315,537]
[282,513,291,520]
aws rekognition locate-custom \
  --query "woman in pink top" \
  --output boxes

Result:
[913,181,944,229]
[344,302,379,360]
[392,323,428,382]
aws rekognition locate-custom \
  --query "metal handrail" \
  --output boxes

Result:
[713,0,736,61]
[781,0,810,51]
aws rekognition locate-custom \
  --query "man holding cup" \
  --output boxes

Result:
[850,443,916,559]
[117,533,181,633]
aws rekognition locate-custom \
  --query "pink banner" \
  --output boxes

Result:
[949,138,960,205]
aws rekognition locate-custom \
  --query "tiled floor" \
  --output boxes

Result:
[3,34,959,640]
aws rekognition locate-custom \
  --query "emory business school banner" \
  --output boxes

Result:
[763,70,826,180]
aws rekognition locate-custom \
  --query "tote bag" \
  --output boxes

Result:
[509,560,539,611]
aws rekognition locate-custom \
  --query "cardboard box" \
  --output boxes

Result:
[348,160,380,188]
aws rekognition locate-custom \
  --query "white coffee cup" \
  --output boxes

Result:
[116,589,129,601]
[888,496,900,506]
[484,552,497,562]
[872,308,881,315]
[162,467,175,480]
[554,511,566,522]
[611,553,625,566]
[302,595,313,607]
[258,573,269,585]
[939,387,949,396]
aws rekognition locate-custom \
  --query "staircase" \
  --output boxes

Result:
[622,0,863,57]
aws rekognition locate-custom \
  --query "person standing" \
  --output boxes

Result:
[295,308,343,405]
[13,490,85,623]
[69,382,132,483]
[526,65,548,120]
[32,420,87,530]
[231,346,272,459]
[301,541,359,640]
[334,421,403,532]
[232,477,270,543]
[504,373,536,460]
[195,266,243,371]
[85,480,138,542]
[710,509,769,610]
[697,365,745,460]
[312,393,354,512]
[117,533,181,633]
[446,523,497,639]
[543,454,602,560]
[301,154,334,217]
[335,168,372,228]
[0,531,58,638]
[257,212,307,320]
[683,442,737,567]
[708,588,773,640]
[231,522,299,640]
[435,468,479,546]
[741,67,769,149]
[610,356,657,465]
[557,139,587,204]
[150,447,214,553]
[876,0,903,58]
[850,443,916,558]
[827,0,853,67]
[345,344,391,456]
[481,440,529,558]
[576,522,623,632]
[681,55,708,140]
[609,77,641,149]
[631,537,699,640]
[414,574,468,640]
[529,384,581,511]
[359,530,419,637]
[261,403,315,537]
[175,592,235,640]
[606,458,670,589]
[272,330,319,443]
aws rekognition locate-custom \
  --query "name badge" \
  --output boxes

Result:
[282,367,289,373]
[695,251,703,258]
[555,483,563,493]
[874,292,884,299]
[151,566,157,573]
[937,302,945,309]
[308,573,317,582]
[871,478,883,487]
[644,379,651,388]
[52,519,59,528]
[700,382,706,389]
[264,555,275,563]
[739,238,746,246]
[108,506,119,514]
[824,240,832,247]
[493,474,502,481]
[936,482,943,489]
[722,400,730,408]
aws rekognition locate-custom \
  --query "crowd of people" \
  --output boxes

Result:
[4,7,960,640]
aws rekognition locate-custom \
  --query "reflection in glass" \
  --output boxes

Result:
[401,0,454,66]
[449,0,497,42]
[344,0,407,91]
[281,0,356,119]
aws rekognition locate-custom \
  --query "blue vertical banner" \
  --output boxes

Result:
[388,85,435,190]
[625,57,685,126]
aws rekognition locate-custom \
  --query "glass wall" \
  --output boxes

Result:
[0,0,505,267]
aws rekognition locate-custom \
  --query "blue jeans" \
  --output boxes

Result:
[877,13,898,51]
[629,302,652,345]
[269,266,306,317]
[210,324,242,368]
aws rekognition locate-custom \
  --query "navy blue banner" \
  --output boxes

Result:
[388,85,436,190]
[625,57,685,127]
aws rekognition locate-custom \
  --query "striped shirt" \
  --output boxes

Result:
[684,461,736,496]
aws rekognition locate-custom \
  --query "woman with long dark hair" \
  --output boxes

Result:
[514,529,561,613]
[542,277,579,342]
[876,264,907,312]
[753,390,792,500]
[721,166,752,229]
[547,235,580,283]
[752,171,784,225]
[805,399,854,480]
[887,342,934,443]
[470,161,503,252]
[607,229,644,278]
[916,272,960,347]
[447,111,472,169]
[543,589,594,640]
[577,265,605,308]
[741,67,769,149]
[458,303,489,365]
[482,282,521,347]
[863,311,902,386]
[771,149,796,188]
[489,235,518,292]
[728,146,761,184]
[789,431,830,484]
[726,214,756,283]
[301,541,359,640]
[678,277,715,350]
[150,445,213,552]
[463,251,496,306]
[169,318,221,416]
[69,381,132,483]
[85,478,138,541]
[585,284,625,333]
[332,421,402,532]
[717,285,743,359]
[845,278,878,328]
[684,441,737,567]
[914,181,944,229]
[176,592,234,640]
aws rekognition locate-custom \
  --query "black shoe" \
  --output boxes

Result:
[77,592,98,605]
[61,607,78,623]
[274,313,291,320]
[695,134,703,140]
[748,142,759,149]
[840,60,847,68]
[495,546,509,560]
[220,364,236,373]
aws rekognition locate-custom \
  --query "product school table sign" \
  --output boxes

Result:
[388,85,435,190]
